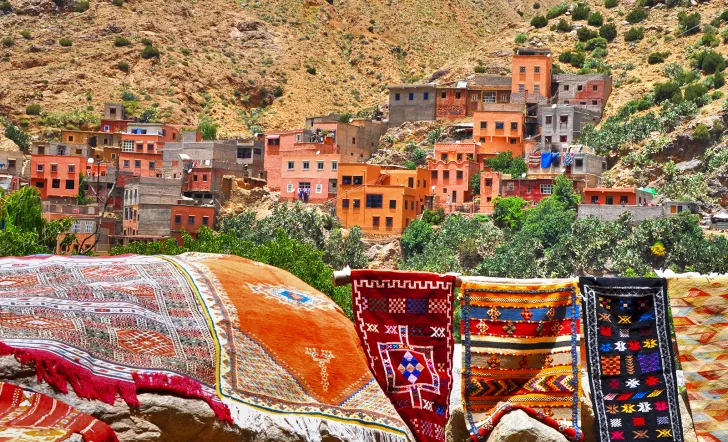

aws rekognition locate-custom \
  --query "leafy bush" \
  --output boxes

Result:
[722,27,728,43]
[1,36,13,47]
[570,51,586,68]
[555,18,572,32]
[693,49,726,74]
[587,12,604,27]
[591,47,608,59]
[585,37,608,51]
[421,208,446,225]
[577,27,598,42]
[20,30,31,39]
[484,151,527,177]
[180,47,191,56]
[514,33,528,44]
[114,36,131,47]
[197,114,219,140]
[426,126,442,144]
[663,62,700,86]
[572,3,590,20]
[558,51,573,63]
[700,25,720,47]
[626,8,647,24]
[141,45,160,59]
[546,3,568,19]
[530,15,548,28]
[140,38,153,46]
[39,108,100,129]
[693,123,710,142]
[712,90,724,100]
[3,124,30,151]
[713,71,726,88]
[0,1,11,12]
[59,38,72,47]
[306,66,317,75]
[474,65,486,73]
[411,147,427,165]
[533,2,540,8]
[684,83,709,106]
[117,61,129,72]
[653,82,681,103]
[624,27,645,42]
[73,0,88,12]
[648,52,669,64]
[25,104,41,115]
[604,0,618,7]
[677,11,701,35]
[599,23,617,41]
[112,0,123,6]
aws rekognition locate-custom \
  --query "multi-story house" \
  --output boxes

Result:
[120,177,181,240]
[170,202,216,244]
[435,75,512,120]
[510,48,553,104]
[119,123,181,178]
[539,105,601,149]
[553,74,613,115]
[100,102,132,134]
[29,154,86,200]
[472,104,528,159]
[235,135,265,178]
[387,84,437,127]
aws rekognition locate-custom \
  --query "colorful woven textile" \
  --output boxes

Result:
[0,381,117,442]
[668,275,728,442]
[580,277,683,442]
[461,278,582,441]
[350,270,456,442]
[170,254,412,442]
[0,255,229,422]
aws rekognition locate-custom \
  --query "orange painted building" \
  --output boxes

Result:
[472,104,526,158]
[511,48,552,101]
[435,75,513,120]
[119,128,176,178]
[30,155,86,199]
[60,130,122,149]
[583,188,653,206]
[429,159,480,205]
[479,170,557,213]
[170,204,215,244]
[263,130,302,190]
[336,164,429,234]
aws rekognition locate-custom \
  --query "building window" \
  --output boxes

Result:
[591,196,599,204]
[519,66,526,73]
[35,181,44,188]
[50,164,57,172]
[175,215,182,224]
[68,135,74,142]
[560,135,568,142]
[149,161,156,170]
[485,178,492,186]
[480,121,487,129]
[593,85,599,92]
[518,84,525,92]
[441,91,447,99]
[495,122,504,130]
[606,195,614,205]
[317,161,324,170]
[540,184,553,195]
[331,161,338,170]
[483,91,496,103]
[134,160,141,168]
[123,160,130,168]
[456,171,463,180]
[457,154,462,161]
[315,184,323,194]
[545,136,552,143]
[103,125,110,131]
[366,194,383,208]
[620,196,629,205]
[202,216,209,226]
[511,122,518,130]
[471,94,479,102]
[386,217,393,227]
[65,179,75,190]
[288,161,295,170]
[192,174,199,182]
[85,221,94,233]
[342,199,349,208]
[423,92,429,100]
[592,100,598,105]
[534,66,540,73]
[575,158,584,169]
[499,93,509,103]
[373,216,380,228]
[564,85,570,91]
[395,93,401,101]
[188,216,195,225]
[408,177,414,188]
[353,176,363,185]
[431,170,438,179]
[389,200,396,209]
[560,115,569,124]
[203,174,209,182]
[545,116,552,124]
[443,171,450,180]
[72,221,81,233]
[123,140,134,152]
[136,143,143,152]
[352,137,356,144]
[342,176,352,185]
[302,161,310,170]
[577,85,583,91]
[510,138,517,144]
[52,179,60,188]
[287,184,294,193]
[408,93,414,100]
[507,182,514,192]
[533,84,540,93]
[455,91,461,99]
[353,199,360,208]
[146,142,154,152]
[404,200,408,210]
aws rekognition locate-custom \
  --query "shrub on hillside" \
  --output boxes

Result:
[577,27,598,42]
[605,0,618,7]
[73,0,88,12]
[112,0,123,5]
[600,23,617,41]
[555,18,572,32]
[588,12,604,27]
[654,82,681,103]
[546,3,568,19]
[140,38,153,46]
[530,15,548,28]
[558,51,572,63]
[533,2,540,8]
[693,123,710,142]
[25,104,41,115]
[0,1,11,12]
[586,37,608,51]
[117,61,129,72]
[59,38,72,47]
[572,3,590,20]
[693,49,726,74]
[1,37,13,47]
[626,8,647,24]
[648,52,669,64]
[677,11,701,35]
[700,25,720,47]
[20,30,31,39]
[713,71,726,88]
[570,51,586,68]
[591,47,608,59]
[624,27,645,42]
[474,65,486,73]
[515,33,528,44]
[114,36,131,47]
[141,45,160,59]
[684,83,709,106]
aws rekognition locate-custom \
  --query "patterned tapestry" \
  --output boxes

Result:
[170,253,413,442]
[580,277,683,442]
[0,255,228,422]
[461,278,582,441]
[668,275,728,442]
[350,270,456,442]
[0,380,117,442]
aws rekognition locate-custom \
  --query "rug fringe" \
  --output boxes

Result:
[223,399,412,442]
[0,342,232,424]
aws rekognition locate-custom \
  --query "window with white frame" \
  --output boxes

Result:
[317,161,324,170]
[315,184,323,194]
[72,221,81,233]
[85,221,94,233]
[331,161,338,170]
[286,184,294,192]
[287,161,295,170]
[122,140,134,152]
[302,161,310,170]
[540,184,553,195]
[482,91,496,103]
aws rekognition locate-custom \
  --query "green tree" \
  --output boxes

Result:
[484,151,527,177]
[492,196,526,229]
[470,170,481,195]
[587,12,604,26]
[531,15,548,28]
[549,175,580,209]
[599,23,617,42]
[3,123,30,151]
[400,219,433,258]
[677,11,701,35]
[626,8,647,24]
[197,114,219,140]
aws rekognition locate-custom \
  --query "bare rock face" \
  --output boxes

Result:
[367,240,402,269]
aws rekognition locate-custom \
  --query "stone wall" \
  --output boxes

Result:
[577,204,665,222]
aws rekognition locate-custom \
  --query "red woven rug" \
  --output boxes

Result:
[0,381,117,442]
[352,270,456,442]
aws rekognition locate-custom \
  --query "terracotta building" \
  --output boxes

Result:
[479,170,557,213]
[119,124,182,178]
[42,202,112,254]
[30,155,86,200]
[553,74,613,115]
[121,177,181,240]
[100,103,132,134]
[583,188,653,206]
[429,157,480,206]
[436,75,512,120]
[472,104,527,158]
[336,164,430,234]
[170,203,216,244]
[510,48,552,104]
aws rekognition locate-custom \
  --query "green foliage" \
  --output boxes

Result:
[713,71,726,88]
[533,2,540,8]
[474,65,486,73]
[180,47,191,56]
[197,114,219,140]
[273,85,284,97]
[586,37,608,51]
[530,15,548,28]
[570,51,586,68]
[693,123,711,142]
[1,37,13,47]
[117,61,129,72]
[141,45,160,59]
[470,170,481,195]
[0,1,11,12]
[112,0,123,6]
[692,49,726,74]
[114,36,131,47]
[323,227,368,271]
[587,12,604,27]
[577,27,598,42]
[559,51,573,63]
[626,8,648,24]
[20,30,31,39]
[25,104,41,115]
[722,27,728,43]
[683,83,709,106]
[426,126,442,145]
[551,175,580,209]
[677,11,701,35]
[653,82,681,103]
[421,208,446,225]
[403,160,417,170]
[73,0,88,12]
[700,25,721,47]
[410,147,427,165]
[3,124,30,151]
[59,38,72,47]
[140,38,153,46]
[545,3,568,19]
[137,106,160,123]
[663,62,700,86]
[514,33,528,44]
[484,151,527,177]
[400,219,433,258]
[306,66,317,75]
[572,3,590,21]
[492,196,526,230]
[624,27,645,42]
[604,0,618,7]
[555,18,572,32]
[648,52,669,64]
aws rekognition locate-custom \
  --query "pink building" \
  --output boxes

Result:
[429,159,480,205]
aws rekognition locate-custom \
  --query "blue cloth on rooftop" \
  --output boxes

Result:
[541,152,552,168]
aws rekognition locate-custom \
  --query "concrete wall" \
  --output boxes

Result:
[553,74,612,115]
[540,106,601,145]
[388,85,437,127]
[125,177,181,205]
[138,203,173,237]
[578,205,665,222]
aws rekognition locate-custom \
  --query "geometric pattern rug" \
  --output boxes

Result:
[0,381,117,442]
[580,277,683,442]
[461,278,582,442]
[170,253,412,442]
[351,270,456,442]
[668,275,728,442]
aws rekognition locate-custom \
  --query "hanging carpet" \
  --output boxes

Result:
[350,270,456,442]
[461,278,582,441]
[580,277,683,442]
